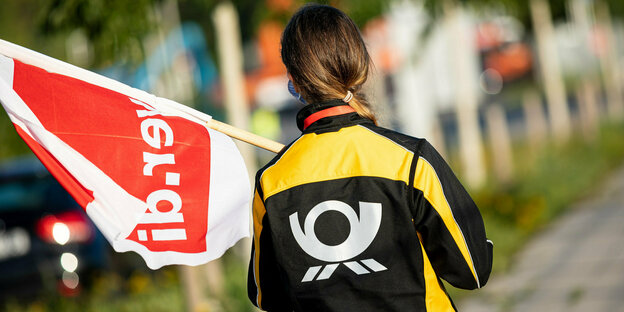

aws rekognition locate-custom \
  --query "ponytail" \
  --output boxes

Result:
[281,4,377,124]
[348,96,377,124]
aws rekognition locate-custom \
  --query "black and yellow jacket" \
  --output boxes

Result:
[248,100,493,311]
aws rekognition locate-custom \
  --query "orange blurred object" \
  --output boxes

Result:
[267,0,294,12]
[245,21,288,104]
[484,43,532,82]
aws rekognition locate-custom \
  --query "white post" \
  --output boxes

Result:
[522,89,548,151]
[596,0,624,121]
[576,80,599,140]
[445,1,486,188]
[569,0,600,140]
[530,0,572,143]
[212,5,257,311]
[389,1,438,142]
[431,118,448,160]
[180,265,205,312]
[213,2,256,172]
[486,104,513,184]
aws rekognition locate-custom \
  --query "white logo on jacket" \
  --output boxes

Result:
[289,200,387,282]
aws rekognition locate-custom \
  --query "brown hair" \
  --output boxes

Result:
[281,4,377,123]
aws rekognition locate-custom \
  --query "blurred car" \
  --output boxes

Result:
[0,156,109,300]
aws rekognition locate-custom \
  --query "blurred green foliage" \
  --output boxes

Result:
[0,0,273,69]
[39,0,159,66]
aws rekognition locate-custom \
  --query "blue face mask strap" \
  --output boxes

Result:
[288,80,306,104]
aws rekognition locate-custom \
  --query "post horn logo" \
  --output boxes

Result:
[289,200,387,282]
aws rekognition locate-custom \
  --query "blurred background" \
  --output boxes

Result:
[1,0,624,311]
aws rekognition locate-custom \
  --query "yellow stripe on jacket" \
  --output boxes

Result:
[260,125,414,201]
[413,157,479,286]
[252,189,267,309]
[418,232,454,311]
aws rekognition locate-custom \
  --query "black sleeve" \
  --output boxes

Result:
[247,186,293,311]
[411,140,493,289]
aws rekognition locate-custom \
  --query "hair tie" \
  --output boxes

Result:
[342,90,354,103]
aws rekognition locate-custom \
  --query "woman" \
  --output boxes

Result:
[248,4,492,311]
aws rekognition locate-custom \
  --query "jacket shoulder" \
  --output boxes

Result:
[359,124,426,153]
[255,135,303,184]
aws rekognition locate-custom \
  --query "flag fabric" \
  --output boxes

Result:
[0,52,250,269]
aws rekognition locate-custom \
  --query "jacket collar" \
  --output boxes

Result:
[296,99,372,133]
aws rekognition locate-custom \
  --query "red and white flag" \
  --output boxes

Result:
[0,43,250,269]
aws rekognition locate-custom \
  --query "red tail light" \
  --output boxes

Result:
[36,211,94,245]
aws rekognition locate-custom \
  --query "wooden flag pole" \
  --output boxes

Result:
[208,119,284,153]
[0,38,285,154]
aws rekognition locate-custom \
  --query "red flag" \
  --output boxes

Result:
[0,50,250,269]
